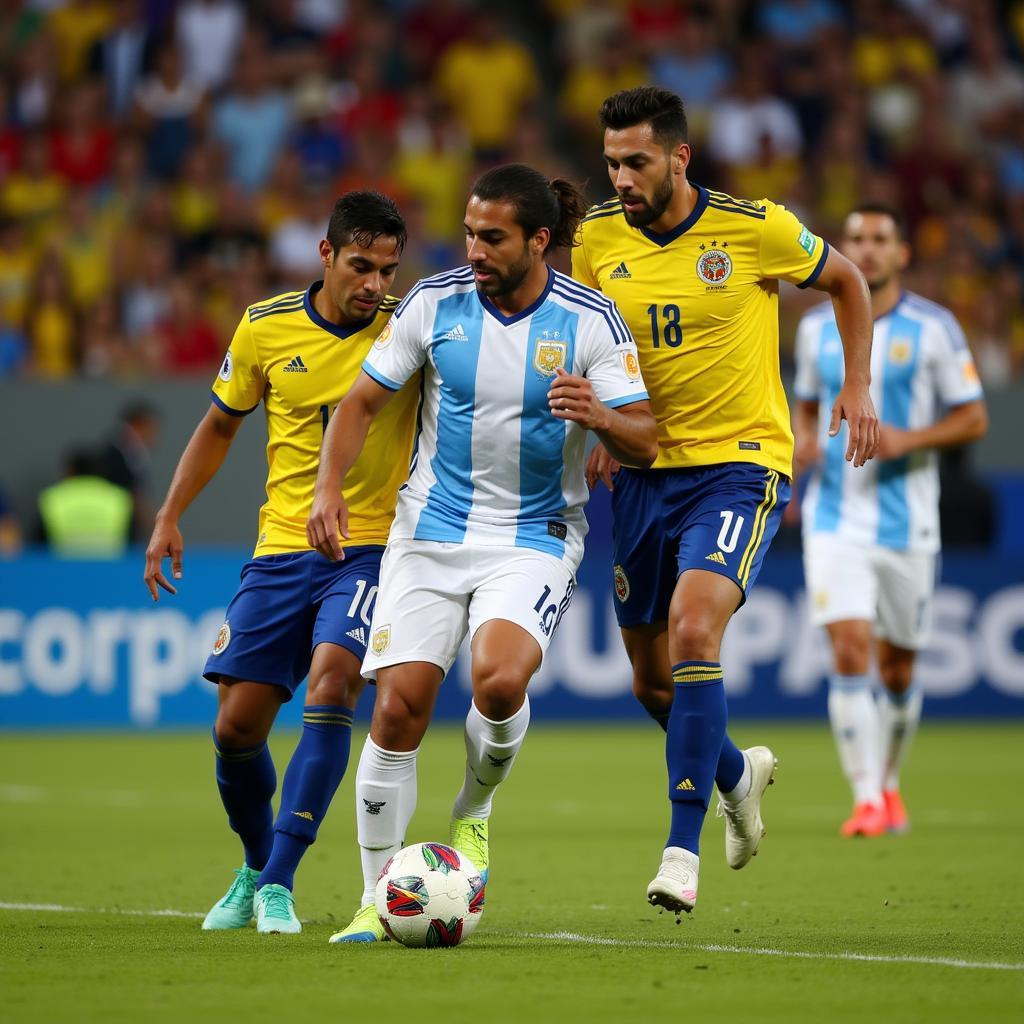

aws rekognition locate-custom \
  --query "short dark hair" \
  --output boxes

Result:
[849,202,907,241]
[470,163,587,252]
[119,399,159,426]
[326,191,407,254]
[599,86,689,146]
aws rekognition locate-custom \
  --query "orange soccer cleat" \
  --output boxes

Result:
[883,789,910,834]
[840,801,888,838]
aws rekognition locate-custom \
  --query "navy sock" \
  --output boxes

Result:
[213,728,276,871]
[257,705,354,892]
[665,662,727,856]
[715,732,745,793]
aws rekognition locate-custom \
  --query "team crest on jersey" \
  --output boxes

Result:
[374,322,393,349]
[212,620,231,655]
[371,624,391,656]
[696,246,732,286]
[622,350,641,381]
[533,333,567,378]
[613,565,630,602]
[218,352,233,382]
[888,338,912,365]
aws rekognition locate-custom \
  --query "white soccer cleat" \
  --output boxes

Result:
[646,846,699,918]
[717,745,777,870]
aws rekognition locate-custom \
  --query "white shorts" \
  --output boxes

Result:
[361,539,577,679]
[803,534,937,650]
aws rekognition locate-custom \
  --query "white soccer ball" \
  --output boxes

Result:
[375,842,485,948]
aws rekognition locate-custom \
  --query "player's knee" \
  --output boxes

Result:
[632,673,672,713]
[373,687,431,748]
[832,637,871,676]
[214,710,270,749]
[306,666,364,708]
[878,659,914,694]
[670,616,720,662]
[473,666,528,721]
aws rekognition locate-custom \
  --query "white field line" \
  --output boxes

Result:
[0,902,1020,972]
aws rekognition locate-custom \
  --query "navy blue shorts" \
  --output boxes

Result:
[203,546,385,698]
[610,463,790,627]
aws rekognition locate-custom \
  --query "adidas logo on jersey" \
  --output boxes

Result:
[705,551,727,565]
[283,355,308,373]
[609,262,632,279]
[441,323,469,342]
[346,626,367,646]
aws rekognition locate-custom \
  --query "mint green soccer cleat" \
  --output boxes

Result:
[449,818,489,883]
[255,883,302,934]
[201,866,258,930]
[328,903,387,944]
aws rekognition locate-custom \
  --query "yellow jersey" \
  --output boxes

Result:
[212,283,419,555]
[573,186,828,477]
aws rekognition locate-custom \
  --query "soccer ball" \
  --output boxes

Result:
[375,842,485,948]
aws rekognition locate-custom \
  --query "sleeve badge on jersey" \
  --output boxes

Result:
[797,225,816,257]
[212,620,231,655]
[613,565,630,602]
[373,322,393,349]
[533,336,567,378]
[218,351,233,382]
[371,624,391,656]
[696,248,732,285]
[623,351,641,381]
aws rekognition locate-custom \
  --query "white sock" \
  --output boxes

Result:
[721,753,751,805]
[828,674,882,806]
[451,697,531,820]
[878,684,923,792]
[355,736,418,906]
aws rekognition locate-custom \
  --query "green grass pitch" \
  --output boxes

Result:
[2,722,1022,1023]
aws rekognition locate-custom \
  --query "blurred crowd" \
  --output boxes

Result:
[0,0,1023,384]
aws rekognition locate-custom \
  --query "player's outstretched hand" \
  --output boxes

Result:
[548,367,608,431]
[307,488,349,562]
[144,518,184,602]
[586,442,621,491]
[830,381,879,467]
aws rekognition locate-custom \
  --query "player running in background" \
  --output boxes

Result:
[793,204,987,838]
[307,164,657,944]
[575,87,879,917]
[143,192,419,935]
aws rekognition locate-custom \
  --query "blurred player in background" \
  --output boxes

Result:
[307,164,657,943]
[575,87,879,917]
[793,204,987,838]
[143,192,419,934]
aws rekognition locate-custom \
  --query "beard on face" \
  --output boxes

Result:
[621,168,674,227]
[474,243,533,297]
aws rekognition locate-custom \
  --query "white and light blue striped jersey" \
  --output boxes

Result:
[794,291,983,553]
[362,264,648,565]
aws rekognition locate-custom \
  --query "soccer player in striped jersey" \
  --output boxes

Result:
[794,203,987,838]
[574,87,879,917]
[308,164,657,943]
[143,192,420,935]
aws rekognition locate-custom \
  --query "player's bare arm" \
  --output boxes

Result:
[144,403,244,602]
[810,248,880,467]
[307,370,395,561]
[877,398,988,461]
[548,366,657,466]
[792,398,822,477]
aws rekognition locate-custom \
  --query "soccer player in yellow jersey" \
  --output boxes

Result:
[142,192,419,935]
[574,88,880,916]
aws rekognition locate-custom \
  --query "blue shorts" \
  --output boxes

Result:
[610,463,790,627]
[203,546,385,698]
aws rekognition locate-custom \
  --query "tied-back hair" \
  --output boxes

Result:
[326,190,407,253]
[471,163,588,252]
[599,86,689,147]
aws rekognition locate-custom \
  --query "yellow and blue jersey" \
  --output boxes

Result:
[573,186,828,477]
[211,282,419,555]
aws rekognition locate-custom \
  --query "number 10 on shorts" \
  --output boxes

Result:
[534,580,575,638]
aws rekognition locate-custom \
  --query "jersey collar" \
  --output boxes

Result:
[304,281,378,339]
[476,264,555,326]
[638,184,709,248]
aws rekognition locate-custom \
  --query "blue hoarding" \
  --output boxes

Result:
[1,544,1022,728]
